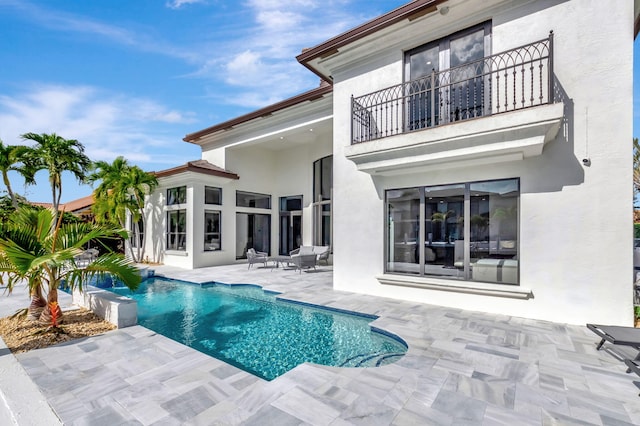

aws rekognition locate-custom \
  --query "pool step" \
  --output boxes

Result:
[340,351,405,368]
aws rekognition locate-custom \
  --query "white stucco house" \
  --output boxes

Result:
[135,0,639,326]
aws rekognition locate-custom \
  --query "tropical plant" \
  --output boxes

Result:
[0,139,36,208]
[0,206,141,323]
[431,210,456,241]
[20,132,91,218]
[88,157,158,262]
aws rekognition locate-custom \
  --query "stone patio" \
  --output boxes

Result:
[2,263,640,425]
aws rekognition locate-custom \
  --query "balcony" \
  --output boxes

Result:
[347,33,564,175]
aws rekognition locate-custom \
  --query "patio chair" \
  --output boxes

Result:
[74,249,97,268]
[314,246,330,265]
[247,248,268,270]
[586,323,640,362]
[291,254,317,274]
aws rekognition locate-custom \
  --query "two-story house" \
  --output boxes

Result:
[137,0,638,326]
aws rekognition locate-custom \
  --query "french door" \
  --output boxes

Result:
[406,22,491,130]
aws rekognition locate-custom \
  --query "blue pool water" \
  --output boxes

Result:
[111,277,407,380]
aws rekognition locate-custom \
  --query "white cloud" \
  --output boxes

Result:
[224,51,264,85]
[196,0,376,107]
[0,1,200,62]
[3,0,387,110]
[166,0,206,9]
[0,84,198,166]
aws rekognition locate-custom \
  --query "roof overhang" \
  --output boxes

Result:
[183,84,332,144]
[154,160,239,181]
[296,0,448,81]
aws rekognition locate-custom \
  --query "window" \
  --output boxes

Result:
[386,178,518,285]
[204,211,221,251]
[130,217,143,248]
[313,156,332,202]
[236,212,270,259]
[205,186,222,205]
[167,186,186,205]
[312,156,332,247]
[166,210,187,250]
[236,191,271,209]
[405,22,491,129]
[279,196,302,255]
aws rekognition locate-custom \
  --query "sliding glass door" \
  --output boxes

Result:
[385,178,519,285]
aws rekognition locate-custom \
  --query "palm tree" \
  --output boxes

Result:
[0,206,141,323]
[88,157,158,262]
[20,132,91,218]
[431,210,456,241]
[0,139,36,208]
[89,157,131,227]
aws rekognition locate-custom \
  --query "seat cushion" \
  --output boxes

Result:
[298,246,314,255]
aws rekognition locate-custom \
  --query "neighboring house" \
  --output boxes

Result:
[137,0,638,326]
[32,194,95,221]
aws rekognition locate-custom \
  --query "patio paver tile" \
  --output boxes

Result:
[3,264,640,425]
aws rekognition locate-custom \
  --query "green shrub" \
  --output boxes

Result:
[635,223,640,238]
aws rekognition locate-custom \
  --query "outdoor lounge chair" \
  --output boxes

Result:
[586,323,640,360]
[625,358,640,375]
[624,359,640,396]
[247,248,268,270]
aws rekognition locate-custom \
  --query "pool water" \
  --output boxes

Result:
[111,277,407,380]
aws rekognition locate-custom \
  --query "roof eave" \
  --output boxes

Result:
[296,0,446,67]
[183,84,333,144]
[153,164,239,180]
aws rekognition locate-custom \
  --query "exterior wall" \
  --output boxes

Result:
[331,0,634,325]
[142,132,332,269]
[224,137,332,258]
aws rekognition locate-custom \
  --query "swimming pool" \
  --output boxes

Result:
[111,277,407,380]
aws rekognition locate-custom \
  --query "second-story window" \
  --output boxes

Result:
[205,186,222,205]
[167,186,186,205]
[236,191,271,209]
[405,22,491,128]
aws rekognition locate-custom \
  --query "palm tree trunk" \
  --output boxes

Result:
[2,171,17,208]
[27,285,46,321]
[51,184,59,218]
[40,287,63,325]
[120,217,137,262]
[137,208,146,262]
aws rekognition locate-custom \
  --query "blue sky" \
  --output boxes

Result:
[0,0,402,203]
[0,1,637,204]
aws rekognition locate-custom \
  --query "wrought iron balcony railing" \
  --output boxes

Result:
[351,32,554,144]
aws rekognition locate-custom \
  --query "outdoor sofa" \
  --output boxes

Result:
[290,245,330,265]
